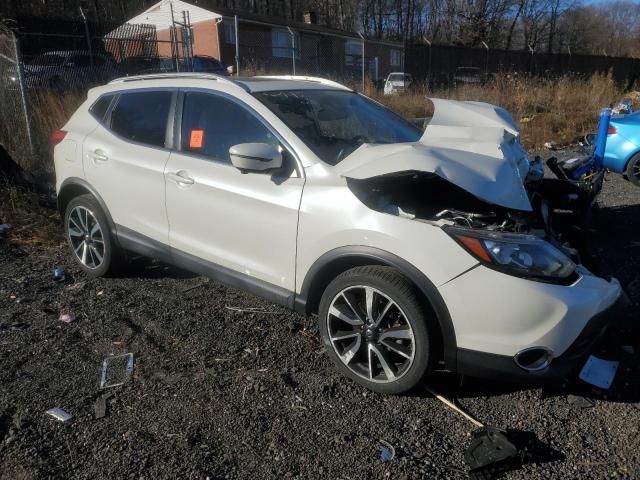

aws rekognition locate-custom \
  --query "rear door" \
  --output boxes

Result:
[164,90,304,292]
[83,89,174,244]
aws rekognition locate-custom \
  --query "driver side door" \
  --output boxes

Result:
[164,90,305,296]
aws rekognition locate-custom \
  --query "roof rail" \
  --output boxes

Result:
[256,75,351,90]
[108,73,249,92]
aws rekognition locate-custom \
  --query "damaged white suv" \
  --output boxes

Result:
[54,74,624,394]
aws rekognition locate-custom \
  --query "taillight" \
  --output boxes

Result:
[51,130,67,146]
[607,126,617,135]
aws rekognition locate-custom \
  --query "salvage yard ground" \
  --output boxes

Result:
[1,150,639,479]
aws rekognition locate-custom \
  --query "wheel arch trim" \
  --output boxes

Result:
[58,177,117,238]
[295,246,458,369]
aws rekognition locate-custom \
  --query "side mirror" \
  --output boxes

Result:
[229,143,282,173]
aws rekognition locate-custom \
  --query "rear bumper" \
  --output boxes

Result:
[456,293,630,382]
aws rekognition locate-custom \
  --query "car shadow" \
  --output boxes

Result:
[117,256,198,280]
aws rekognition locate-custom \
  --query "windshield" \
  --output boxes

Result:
[389,73,410,82]
[254,90,421,165]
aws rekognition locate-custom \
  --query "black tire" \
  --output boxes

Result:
[64,194,121,277]
[318,266,430,394]
[625,153,640,187]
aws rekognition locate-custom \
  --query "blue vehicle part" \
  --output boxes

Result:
[603,111,640,173]
[571,108,611,179]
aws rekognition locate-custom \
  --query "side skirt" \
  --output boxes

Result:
[116,225,297,310]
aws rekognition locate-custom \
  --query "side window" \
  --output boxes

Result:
[89,95,112,123]
[181,92,278,163]
[110,91,172,148]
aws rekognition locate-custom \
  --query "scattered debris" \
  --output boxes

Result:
[426,387,520,478]
[379,439,396,463]
[65,281,86,292]
[225,306,279,314]
[181,281,208,293]
[567,394,596,408]
[45,408,72,423]
[52,266,65,283]
[94,392,114,419]
[465,426,519,477]
[426,387,484,428]
[58,310,75,323]
[100,353,134,389]
[579,355,619,389]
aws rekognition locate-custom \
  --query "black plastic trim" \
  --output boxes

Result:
[296,246,458,370]
[116,225,295,310]
[57,177,118,239]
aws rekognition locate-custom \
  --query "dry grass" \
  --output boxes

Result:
[373,73,627,150]
[1,74,632,178]
[0,181,64,248]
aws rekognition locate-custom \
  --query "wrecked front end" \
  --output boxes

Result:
[338,98,625,380]
[339,98,604,274]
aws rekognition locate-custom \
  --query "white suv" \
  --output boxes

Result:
[54,74,624,394]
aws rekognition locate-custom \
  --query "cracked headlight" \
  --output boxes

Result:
[445,227,576,283]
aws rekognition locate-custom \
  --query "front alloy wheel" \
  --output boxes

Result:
[319,266,430,394]
[327,285,415,383]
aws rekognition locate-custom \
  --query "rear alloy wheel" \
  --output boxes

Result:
[319,266,430,394]
[626,153,640,187]
[64,194,121,277]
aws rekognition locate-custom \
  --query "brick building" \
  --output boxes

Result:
[106,0,404,82]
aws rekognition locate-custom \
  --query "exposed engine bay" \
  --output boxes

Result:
[346,163,602,273]
[339,97,607,275]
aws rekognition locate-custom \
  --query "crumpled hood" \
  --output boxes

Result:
[339,98,532,211]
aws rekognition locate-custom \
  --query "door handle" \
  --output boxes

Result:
[167,171,195,186]
[89,149,108,163]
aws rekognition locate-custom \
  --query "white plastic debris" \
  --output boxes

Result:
[59,311,75,323]
[579,355,619,389]
[46,407,72,423]
[100,353,134,389]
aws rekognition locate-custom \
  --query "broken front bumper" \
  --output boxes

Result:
[454,291,629,382]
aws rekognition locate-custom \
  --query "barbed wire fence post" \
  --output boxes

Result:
[287,27,296,75]
[357,32,365,92]
[234,15,240,76]
[12,32,34,154]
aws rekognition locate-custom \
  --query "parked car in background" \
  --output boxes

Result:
[21,50,118,89]
[453,66,483,87]
[53,74,623,394]
[117,56,166,76]
[604,108,640,187]
[160,56,230,76]
[383,72,412,95]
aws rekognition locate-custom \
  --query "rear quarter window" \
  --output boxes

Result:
[89,95,113,123]
[110,91,173,148]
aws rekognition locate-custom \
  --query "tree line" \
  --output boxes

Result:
[2,0,639,57]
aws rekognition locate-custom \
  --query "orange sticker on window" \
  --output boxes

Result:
[189,129,204,149]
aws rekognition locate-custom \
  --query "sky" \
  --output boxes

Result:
[587,0,640,3]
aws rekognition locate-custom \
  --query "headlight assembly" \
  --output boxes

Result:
[445,226,576,283]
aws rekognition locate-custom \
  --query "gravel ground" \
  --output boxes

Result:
[1,152,639,480]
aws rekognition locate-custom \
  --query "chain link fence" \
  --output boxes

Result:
[0,24,33,168]
[0,17,196,177]
[0,14,407,177]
